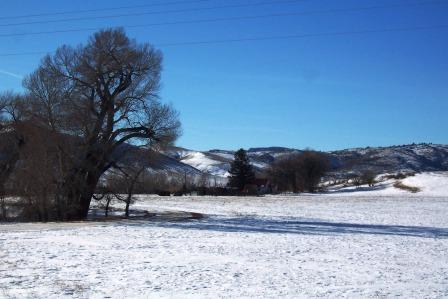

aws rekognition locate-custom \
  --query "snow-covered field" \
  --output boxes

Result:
[1,174,448,298]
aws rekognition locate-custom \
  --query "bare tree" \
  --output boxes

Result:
[298,151,330,193]
[268,151,330,193]
[0,95,7,219]
[198,172,211,195]
[268,154,302,193]
[351,175,362,188]
[0,94,7,123]
[10,129,58,221]
[0,92,27,220]
[92,186,114,218]
[110,164,146,218]
[0,95,8,220]
[13,28,180,220]
[361,170,376,187]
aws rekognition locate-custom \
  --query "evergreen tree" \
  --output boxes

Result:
[228,149,255,191]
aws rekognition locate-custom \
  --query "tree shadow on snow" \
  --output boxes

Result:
[324,184,388,194]
[118,216,448,239]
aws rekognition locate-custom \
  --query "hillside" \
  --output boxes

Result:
[159,143,448,178]
[328,143,448,176]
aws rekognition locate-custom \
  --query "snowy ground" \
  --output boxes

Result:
[325,172,448,198]
[1,174,448,298]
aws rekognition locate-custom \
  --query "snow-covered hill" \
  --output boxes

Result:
[162,146,300,177]
[178,152,231,177]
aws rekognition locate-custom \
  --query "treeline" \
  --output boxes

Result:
[227,148,331,195]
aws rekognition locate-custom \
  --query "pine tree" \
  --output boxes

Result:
[228,148,255,191]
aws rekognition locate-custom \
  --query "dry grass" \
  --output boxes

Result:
[384,172,416,180]
[393,181,421,193]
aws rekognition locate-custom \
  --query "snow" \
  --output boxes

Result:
[401,172,448,196]
[250,161,269,169]
[208,151,234,161]
[1,189,448,298]
[326,172,448,197]
[180,152,230,177]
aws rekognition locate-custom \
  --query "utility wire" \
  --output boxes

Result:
[0,1,446,38]
[0,0,307,27]
[0,24,446,57]
[158,25,448,46]
[0,0,215,20]
[3,0,444,21]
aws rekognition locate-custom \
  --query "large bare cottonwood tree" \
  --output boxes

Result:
[16,28,180,220]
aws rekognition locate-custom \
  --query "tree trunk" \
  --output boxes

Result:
[105,197,111,217]
[60,169,102,220]
[125,185,134,218]
[78,174,100,220]
[0,197,6,221]
[125,200,130,218]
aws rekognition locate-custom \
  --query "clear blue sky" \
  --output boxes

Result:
[1,0,447,151]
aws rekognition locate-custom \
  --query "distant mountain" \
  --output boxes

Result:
[158,143,448,178]
[328,143,448,176]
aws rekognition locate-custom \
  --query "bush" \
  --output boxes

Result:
[361,170,376,187]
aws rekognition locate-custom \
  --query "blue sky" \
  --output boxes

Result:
[0,0,447,151]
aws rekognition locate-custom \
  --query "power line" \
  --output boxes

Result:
[0,24,446,57]
[0,0,214,20]
[158,25,448,46]
[0,1,445,38]
[0,0,306,27]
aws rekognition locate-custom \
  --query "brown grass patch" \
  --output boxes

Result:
[393,181,421,193]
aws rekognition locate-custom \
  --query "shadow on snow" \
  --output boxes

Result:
[324,184,389,194]
[117,216,448,239]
